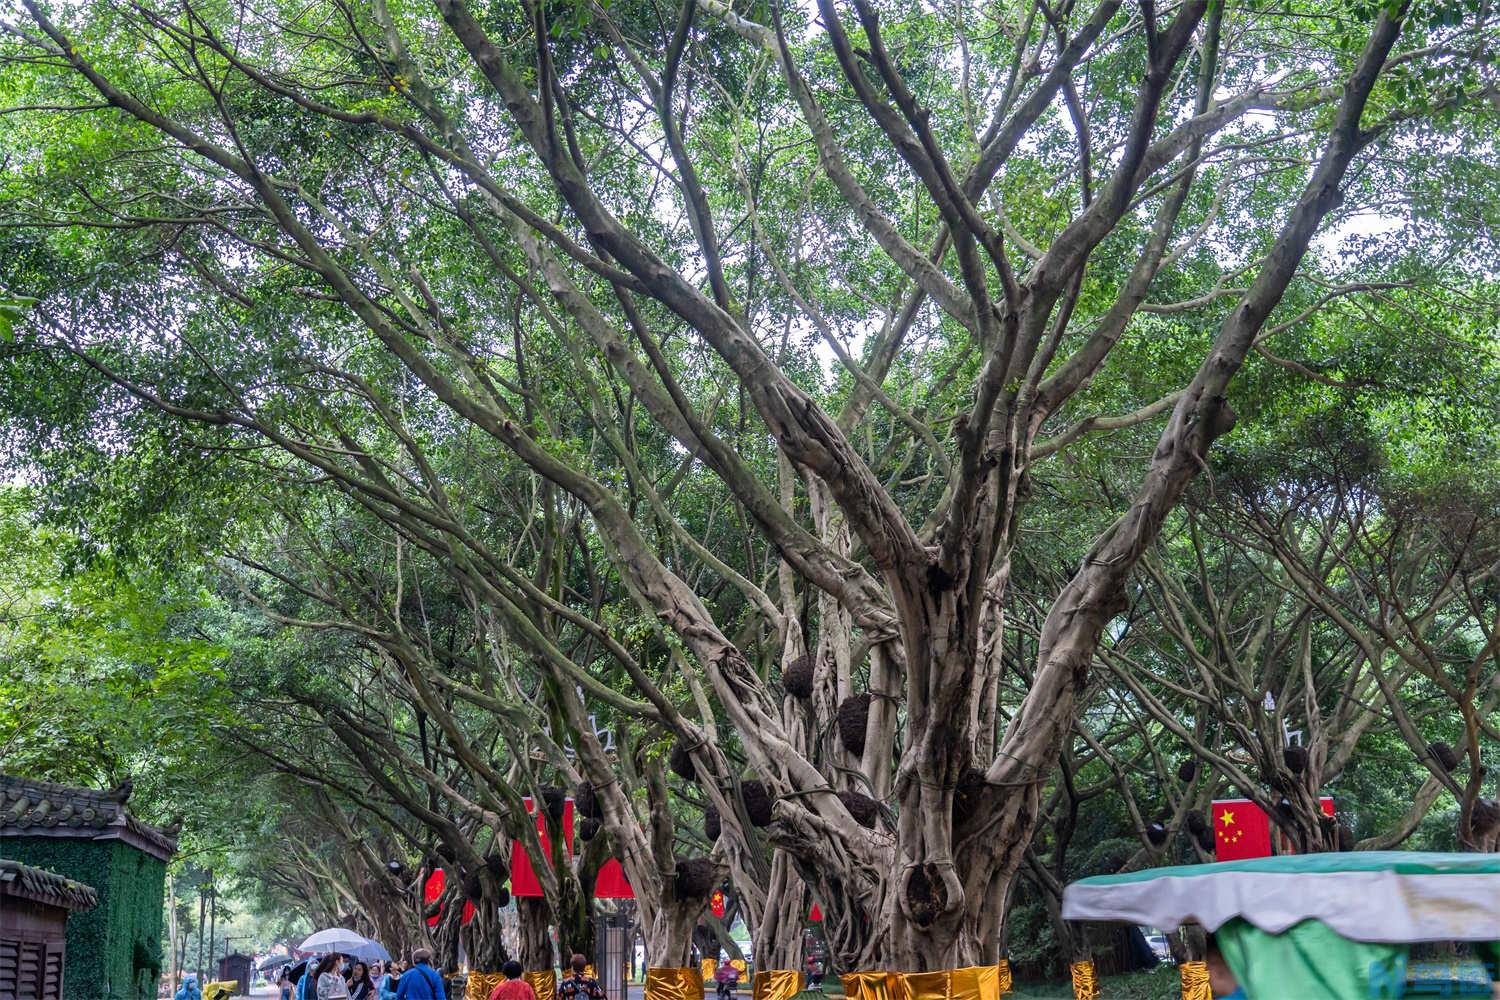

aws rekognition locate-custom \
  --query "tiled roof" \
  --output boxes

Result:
[0,773,178,862]
[0,857,99,911]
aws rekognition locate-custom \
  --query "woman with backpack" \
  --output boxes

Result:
[558,954,605,1000]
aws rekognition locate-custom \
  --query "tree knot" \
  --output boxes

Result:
[899,857,961,929]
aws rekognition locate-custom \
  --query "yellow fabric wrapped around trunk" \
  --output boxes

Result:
[953,965,998,1000]
[751,970,804,1000]
[995,960,1012,995]
[842,970,908,1000]
[467,973,505,1000]
[840,967,1001,1000]
[647,967,706,1000]
[1178,960,1211,1000]
[1069,960,1099,1000]
[525,970,558,1000]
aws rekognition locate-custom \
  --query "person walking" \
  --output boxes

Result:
[297,958,321,1000]
[395,950,446,999]
[487,961,537,1000]
[316,954,352,1000]
[278,965,294,1000]
[558,954,605,1000]
[804,956,823,990]
[713,960,740,1000]
[348,961,377,1000]
[377,961,403,1000]
[175,973,202,1000]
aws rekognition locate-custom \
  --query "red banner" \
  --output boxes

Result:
[511,798,636,899]
[595,858,634,899]
[1213,796,1335,860]
[1213,799,1271,861]
[512,797,573,897]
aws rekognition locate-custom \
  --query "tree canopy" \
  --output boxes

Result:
[1,0,1497,982]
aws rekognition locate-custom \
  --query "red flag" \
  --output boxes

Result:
[595,858,635,899]
[710,889,725,918]
[461,899,476,926]
[808,903,822,922]
[512,797,574,897]
[424,868,446,927]
[1212,798,1272,861]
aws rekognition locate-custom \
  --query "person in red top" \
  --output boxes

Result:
[487,962,537,1000]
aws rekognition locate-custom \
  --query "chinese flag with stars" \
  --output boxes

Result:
[1212,797,1336,860]
[1211,798,1272,861]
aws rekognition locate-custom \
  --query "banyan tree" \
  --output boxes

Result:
[4,0,1498,994]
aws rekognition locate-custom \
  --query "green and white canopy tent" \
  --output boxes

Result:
[1063,852,1500,942]
[1062,852,1500,999]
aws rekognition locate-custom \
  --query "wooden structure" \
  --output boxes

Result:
[0,857,99,999]
[218,952,253,996]
[0,773,177,1000]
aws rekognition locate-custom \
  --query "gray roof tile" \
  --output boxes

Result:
[0,773,177,861]
[0,858,99,911]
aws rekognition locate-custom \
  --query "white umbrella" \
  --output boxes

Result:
[299,927,373,955]
[349,939,391,963]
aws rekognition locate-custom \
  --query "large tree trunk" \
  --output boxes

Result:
[428,881,466,974]
[750,852,807,971]
[556,866,596,966]
[517,898,555,972]
[464,870,512,971]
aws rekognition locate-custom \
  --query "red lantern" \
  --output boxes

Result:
[424,869,446,928]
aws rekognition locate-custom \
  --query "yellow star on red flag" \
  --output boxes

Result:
[1212,799,1274,860]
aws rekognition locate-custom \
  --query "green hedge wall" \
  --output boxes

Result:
[3,837,166,1000]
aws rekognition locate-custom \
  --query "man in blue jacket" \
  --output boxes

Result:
[395,949,446,999]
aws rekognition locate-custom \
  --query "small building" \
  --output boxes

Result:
[0,773,178,1000]
[0,857,99,999]
[218,952,253,995]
